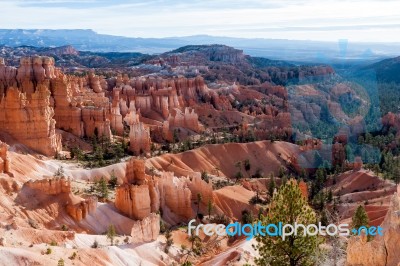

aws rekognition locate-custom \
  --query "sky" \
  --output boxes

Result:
[1,0,400,42]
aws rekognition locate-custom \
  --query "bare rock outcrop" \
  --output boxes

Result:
[115,184,152,220]
[115,159,159,220]
[130,213,160,243]
[125,158,147,185]
[66,196,97,221]
[0,57,17,95]
[158,172,193,221]
[0,57,112,140]
[164,107,204,133]
[25,177,98,222]
[0,85,62,156]
[346,185,400,266]
[110,91,124,135]
[0,141,10,173]
[124,102,151,155]
[186,175,213,205]
[26,177,71,195]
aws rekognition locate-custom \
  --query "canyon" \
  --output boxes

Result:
[0,43,399,266]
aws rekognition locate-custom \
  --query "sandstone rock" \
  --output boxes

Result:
[115,159,160,220]
[87,71,103,93]
[186,175,213,205]
[26,177,71,195]
[130,213,160,243]
[115,184,152,220]
[50,73,111,139]
[124,102,151,155]
[125,158,147,185]
[66,196,97,221]
[0,85,62,156]
[165,107,203,133]
[346,187,400,266]
[110,91,124,135]
[82,108,112,139]
[158,172,193,221]
[0,141,10,173]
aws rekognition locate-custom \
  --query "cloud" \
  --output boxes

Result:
[1,0,400,42]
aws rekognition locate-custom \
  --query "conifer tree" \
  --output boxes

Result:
[255,180,321,266]
[351,205,369,230]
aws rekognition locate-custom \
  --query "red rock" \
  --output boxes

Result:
[0,141,10,173]
[66,196,97,222]
[158,172,193,220]
[346,187,400,266]
[124,102,151,155]
[130,213,160,243]
[0,85,62,156]
[26,177,71,195]
[115,184,152,220]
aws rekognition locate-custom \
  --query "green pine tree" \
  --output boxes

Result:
[268,173,276,198]
[57,258,65,266]
[255,180,321,266]
[97,176,109,199]
[106,224,116,246]
[352,205,369,230]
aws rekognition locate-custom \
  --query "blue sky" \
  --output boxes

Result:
[1,0,400,42]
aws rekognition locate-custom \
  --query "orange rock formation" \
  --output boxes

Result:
[130,213,160,243]
[124,103,151,155]
[346,185,400,266]
[0,141,10,173]
[25,177,71,195]
[0,85,62,156]
[114,159,159,220]
[66,196,97,222]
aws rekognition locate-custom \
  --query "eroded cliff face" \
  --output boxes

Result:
[66,196,97,222]
[166,107,203,132]
[115,184,153,220]
[0,84,62,156]
[346,185,400,266]
[49,67,111,139]
[158,172,193,221]
[110,75,207,142]
[25,177,71,195]
[25,177,97,222]
[115,159,159,220]
[0,56,112,155]
[130,213,160,243]
[115,158,204,225]
[124,103,151,155]
[0,141,10,173]
[111,158,168,243]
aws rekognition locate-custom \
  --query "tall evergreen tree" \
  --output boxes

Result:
[255,180,321,266]
[268,173,276,198]
[351,205,369,230]
[106,224,116,246]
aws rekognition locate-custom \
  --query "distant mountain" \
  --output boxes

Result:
[0,45,148,69]
[0,44,335,86]
[364,56,400,83]
[0,29,399,63]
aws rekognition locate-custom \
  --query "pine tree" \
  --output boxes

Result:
[106,224,116,246]
[57,258,65,266]
[196,193,202,218]
[268,173,276,198]
[207,199,213,217]
[352,205,369,230]
[97,176,109,199]
[108,170,118,188]
[255,180,321,266]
